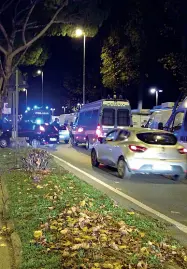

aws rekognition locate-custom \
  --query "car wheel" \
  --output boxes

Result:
[85,137,89,150]
[0,139,8,148]
[31,139,40,148]
[91,149,99,167]
[117,157,131,179]
[65,140,69,144]
[171,174,186,181]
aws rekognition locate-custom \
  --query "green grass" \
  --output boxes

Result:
[1,149,186,269]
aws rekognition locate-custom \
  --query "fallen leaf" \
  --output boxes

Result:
[34,230,43,239]
[80,200,86,207]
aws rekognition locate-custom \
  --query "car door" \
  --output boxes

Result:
[98,130,118,165]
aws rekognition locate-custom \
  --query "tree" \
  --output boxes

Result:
[100,29,139,93]
[0,0,111,113]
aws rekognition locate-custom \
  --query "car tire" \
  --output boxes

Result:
[171,174,186,181]
[85,137,89,150]
[117,157,131,179]
[0,139,8,148]
[31,139,40,148]
[91,149,99,167]
[65,140,69,144]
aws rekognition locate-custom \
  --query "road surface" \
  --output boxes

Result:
[50,143,187,244]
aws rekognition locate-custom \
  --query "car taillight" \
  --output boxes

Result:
[39,126,45,132]
[78,127,84,132]
[96,124,101,136]
[129,145,147,152]
[178,148,187,154]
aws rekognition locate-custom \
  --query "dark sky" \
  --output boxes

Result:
[20,0,182,115]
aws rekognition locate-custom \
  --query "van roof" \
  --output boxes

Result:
[80,99,130,111]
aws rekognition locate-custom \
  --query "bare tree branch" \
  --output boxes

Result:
[12,48,28,71]
[0,57,5,79]
[0,22,10,46]
[22,1,37,44]
[12,1,68,58]
[0,0,15,14]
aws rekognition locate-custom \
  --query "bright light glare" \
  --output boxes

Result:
[39,126,45,132]
[75,29,83,37]
[46,106,49,109]
[25,110,28,113]
[22,88,27,92]
[37,70,42,75]
[36,119,42,124]
[27,107,30,111]
[34,105,38,109]
[150,88,156,94]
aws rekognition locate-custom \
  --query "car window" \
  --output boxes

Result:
[59,125,67,131]
[116,130,130,141]
[117,109,130,126]
[137,132,177,145]
[172,112,184,131]
[106,130,118,141]
[102,108,115,126]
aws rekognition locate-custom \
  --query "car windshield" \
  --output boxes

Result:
[136,132,177,145]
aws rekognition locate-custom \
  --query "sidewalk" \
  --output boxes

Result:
[0,182,13,269]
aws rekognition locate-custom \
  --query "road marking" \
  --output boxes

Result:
[52,154,187,234]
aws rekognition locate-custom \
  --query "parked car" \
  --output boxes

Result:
[59,125,70,144]
[18,122,59,147]
[0,130,11,148]
[91,127,187,180]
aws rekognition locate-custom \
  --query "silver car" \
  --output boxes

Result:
[91,128,187,180]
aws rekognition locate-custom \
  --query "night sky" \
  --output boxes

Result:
[19,1,181,115]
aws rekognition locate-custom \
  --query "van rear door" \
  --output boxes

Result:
[101,108,115,136]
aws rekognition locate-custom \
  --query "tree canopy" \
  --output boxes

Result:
[0,0,111,112]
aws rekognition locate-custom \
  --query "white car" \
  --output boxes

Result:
[91,128,187,180]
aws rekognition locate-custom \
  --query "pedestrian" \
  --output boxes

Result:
[52,118,60,130]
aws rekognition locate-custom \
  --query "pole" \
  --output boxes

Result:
[15,69,19,143]
[26,89,28,108]
[156,90,158,106]
[83,34,86,104]
[41,71,44,108]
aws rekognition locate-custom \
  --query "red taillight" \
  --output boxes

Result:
[78,127,84,133]
[178,148,187,154]
[96,124,101,136]
[129,145,147,152]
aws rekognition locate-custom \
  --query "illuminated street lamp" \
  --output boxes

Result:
[75,28,86,105]
[150,88,163,106]
[50,108,55,116]
[37,69,44,108]
[22,88,28,108]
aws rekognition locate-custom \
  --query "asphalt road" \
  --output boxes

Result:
[50,143,187,243]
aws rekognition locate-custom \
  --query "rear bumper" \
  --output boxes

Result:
[59,133,70,142]
[128,159,187,175]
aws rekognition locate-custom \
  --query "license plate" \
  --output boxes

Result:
[50,138,57,141]
[153,164,171,171]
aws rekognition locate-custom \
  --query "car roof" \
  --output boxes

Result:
[115,127,173,135]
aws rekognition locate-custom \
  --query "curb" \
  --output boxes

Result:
[1,177,22,268]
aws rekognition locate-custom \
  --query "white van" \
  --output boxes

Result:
[72,99,132,149]
[145,102,174,129]
[132,109,150,127]
[59,113,76,126]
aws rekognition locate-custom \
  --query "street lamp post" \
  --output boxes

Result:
[23,88,28,108]
[150,88,163,106]
[50,108,55,116]
[75,29,86,105]
[37,70,44,107]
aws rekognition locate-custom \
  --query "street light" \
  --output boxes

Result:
[22,88,28,108]
[75,28,86,105]
[150,88,163,106]
[37,69,44,108]
[50,108,55,116]
[62,106,67,114]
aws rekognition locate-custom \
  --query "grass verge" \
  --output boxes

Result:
[1,148,187,269]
